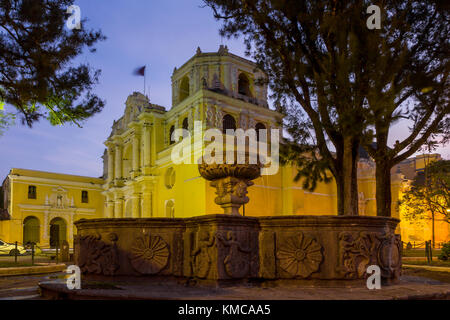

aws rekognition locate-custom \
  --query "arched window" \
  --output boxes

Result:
[164,168,176,189]
[23,216,40,245]
[238,73,251,96]
[165,200,175,218]
[182,117,189,130]
[255,122,266,141]
[222,114,236,134]
[179,76,190,102]
[182,117,189,138]
[169,125,175,145]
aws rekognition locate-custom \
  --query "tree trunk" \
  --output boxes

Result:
[376,162,392,217]
[336,175,344,216]
[351,140,359,215]
[342,137,359,216]
[431,211,435,249]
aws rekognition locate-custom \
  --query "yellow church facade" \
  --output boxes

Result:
[0,169,104,247]
[0,47,448,248]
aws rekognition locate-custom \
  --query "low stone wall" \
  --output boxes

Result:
[74,215,401,284]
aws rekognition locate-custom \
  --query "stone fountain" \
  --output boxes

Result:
[71,147,402,287]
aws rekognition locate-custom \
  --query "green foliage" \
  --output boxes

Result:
[438,242,450,261]
[0,101,15,135]
[0,0,106,129]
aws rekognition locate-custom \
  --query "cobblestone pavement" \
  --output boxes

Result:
[0,273,65,300]
[40,273,450,300]
[1,269,449,300]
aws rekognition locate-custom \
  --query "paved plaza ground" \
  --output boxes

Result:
[37,268,450,300]
[0,253,448,300]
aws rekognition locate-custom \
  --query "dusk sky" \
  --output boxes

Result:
[1,0,448,180]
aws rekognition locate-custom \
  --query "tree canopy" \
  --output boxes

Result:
[400,160,450,225]
[204,0,449,217]
[0,0,105,132]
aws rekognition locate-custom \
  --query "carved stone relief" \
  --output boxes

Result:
[75,233,119,276]
[206,106,215,127]
[276,232,323,278]
[217,231,254,279]
[191,230,216,279]
[129,234,170,274]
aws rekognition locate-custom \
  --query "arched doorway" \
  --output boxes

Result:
[49,217,67,248]
[23,216,40,245]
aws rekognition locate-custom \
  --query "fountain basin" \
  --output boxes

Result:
[74,215,401,285]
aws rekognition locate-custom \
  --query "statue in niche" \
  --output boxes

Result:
[201,77,208,89]
[57,195,63,208]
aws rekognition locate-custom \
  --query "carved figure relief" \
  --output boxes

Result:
[276,232,323,278]
[191,230,215,279]
[338,231,378,278]
[215,108,223,130]
[129,234,170,274]
[75,233,119,276]
[239,114,248,130]
[217,231,253,278]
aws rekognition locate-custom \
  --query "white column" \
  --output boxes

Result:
[132,134,141,176]
[107,147,115,183]
[106,194,114,218]
[143,123,151,171]
[114,194,123,218]
[131,193,141,218]
[114,144,122,181]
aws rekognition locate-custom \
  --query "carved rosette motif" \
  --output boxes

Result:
[129,234,170,274]
[276,232,323,278]
[75,233,119,276]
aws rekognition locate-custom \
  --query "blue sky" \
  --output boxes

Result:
[0,0,448,180]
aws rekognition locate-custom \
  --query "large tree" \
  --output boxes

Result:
[0,0,105,131]
[204,0,449,217]
[358,1,449,217]
[400,160,450,247]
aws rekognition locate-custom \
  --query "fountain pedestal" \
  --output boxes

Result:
[198,151,262,216]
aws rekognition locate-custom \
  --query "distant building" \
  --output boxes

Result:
[0,169,104,247]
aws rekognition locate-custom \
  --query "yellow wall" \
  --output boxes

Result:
[0,169,104,247]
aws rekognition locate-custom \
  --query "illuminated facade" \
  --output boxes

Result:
[0,47,448,246]
[0,169,104,247]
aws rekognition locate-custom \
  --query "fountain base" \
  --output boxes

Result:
[74,215,401,285]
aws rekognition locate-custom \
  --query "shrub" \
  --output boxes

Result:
[438,242,450,261]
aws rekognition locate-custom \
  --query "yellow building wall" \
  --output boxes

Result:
[0,169,104,247]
